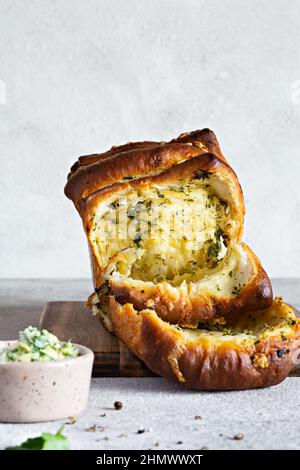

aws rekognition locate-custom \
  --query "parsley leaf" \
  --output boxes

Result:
[5,427,70,451]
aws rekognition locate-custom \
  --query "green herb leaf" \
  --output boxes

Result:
[194,170,212,181]
[133,235,142,246]
[5,427,70,451]
[232,284,242,296]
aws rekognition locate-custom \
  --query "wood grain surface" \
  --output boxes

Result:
[39,301,156,377]
[40,301,119,352]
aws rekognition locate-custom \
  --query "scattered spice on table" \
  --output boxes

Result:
[66,416,77,425]
[114,401,123,410]
[86,424,97,432]
[86,424,106,433]
[233,433,244,440]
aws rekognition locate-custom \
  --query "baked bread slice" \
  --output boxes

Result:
[88,242,271,331]
[110,297,300,390]
[65,129,272,327]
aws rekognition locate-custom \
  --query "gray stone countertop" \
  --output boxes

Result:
[0,278,299,450]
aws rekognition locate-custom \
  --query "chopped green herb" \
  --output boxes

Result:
[205,193,215,209]
[169,187,185,193]
[208,244,219,258]
[110,201,118,210]
[197,322,234,335]
[194,170,212,181]
[215,228,225,239]
[156,190,165,198]
[232,284,242,296]
[220,199,228,207]
[133,235,142,246]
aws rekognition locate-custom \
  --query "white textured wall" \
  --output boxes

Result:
[0,0,299,278]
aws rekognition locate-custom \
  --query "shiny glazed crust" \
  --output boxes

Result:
[65,129,227,209]
[110,297,300,390]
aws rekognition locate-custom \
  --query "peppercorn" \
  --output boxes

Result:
[114,401,123,410]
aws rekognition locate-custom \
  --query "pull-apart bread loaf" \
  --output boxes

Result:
[65,129,272,328]
[65,129,300,389]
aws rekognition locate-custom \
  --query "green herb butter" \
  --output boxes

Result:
[0,326,78,362]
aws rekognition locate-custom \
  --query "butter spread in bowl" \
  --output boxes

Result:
[0,326,78,362]
[0,327,93,423]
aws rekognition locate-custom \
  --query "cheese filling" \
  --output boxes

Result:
[171,297,297,346]
[91,177,233,287]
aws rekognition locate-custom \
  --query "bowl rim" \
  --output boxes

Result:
[0,340,94,367]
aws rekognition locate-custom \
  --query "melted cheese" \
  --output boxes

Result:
[91,178,231,286]
[170,297,298,346]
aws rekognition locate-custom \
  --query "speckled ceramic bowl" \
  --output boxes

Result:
[0,341,94,423]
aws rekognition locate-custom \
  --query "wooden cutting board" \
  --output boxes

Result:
[39,301,155,377]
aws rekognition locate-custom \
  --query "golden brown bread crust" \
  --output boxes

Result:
[65,129,226,209]
[66,144,202,209]
[110,297,300,390]
[88,245,104,289]
[67,128,225,180]
[66,143,198,208]
[109,243,272,326]
[171,128,226,161]
[68,141,161,178]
